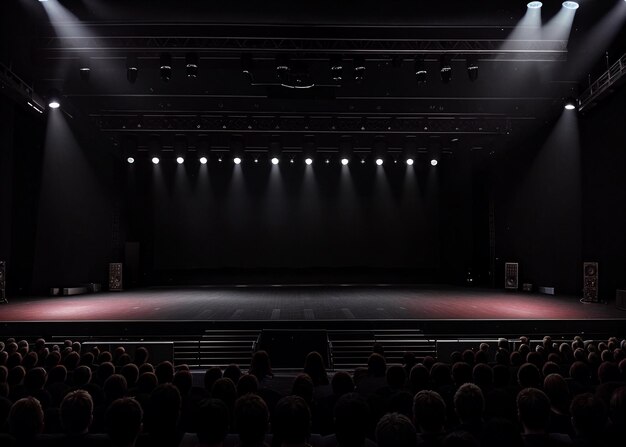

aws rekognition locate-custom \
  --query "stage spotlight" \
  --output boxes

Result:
[466,59,478,81]
[177,157,185,164]
[341,158,349,166]
[440,56,452,83]
[564,97,578,110]
[78,57,90,81]
[375,158,383,166]
[271,157,279,165]
[185,53,199,78]
[241,54,253,79]
[152,157,160,165]
[562,1,579,9]
[233,157,242,165]
[353,56,366,83]
[254,157,259,163]
[406,158,414,166]
[415,58,427,84]
[126,157,135,164]
[126,56,139,83]
[430,159,438,166]
[330,55,343,82]
[305,157,313,165]
[160,53,172,82]
[527,1,542,8]
[48,98,60,109]
[199,156,208,164]
[276,55,291,83]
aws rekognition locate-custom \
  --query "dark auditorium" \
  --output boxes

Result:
[1,1,626,446]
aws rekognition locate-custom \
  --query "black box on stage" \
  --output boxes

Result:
[583,262,599,302]
[505,262,519,290]
[109,263,123,291]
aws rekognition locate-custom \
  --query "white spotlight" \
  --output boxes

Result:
[430,159,438,167]
[564,97,577,110]
[199,157,208,164]
[305,158,313,165]
[126,157,135,164]
[271,157,279,165]
[564,104,576,110]
[152,157,160,165]
[375,158,383,166]
[233,157,242,165]
[176,157,185,164]
[527,1,542,8]
[562,1,579,9]
[341,158,349,166]
[406,158,414,166]
[48,100,60,109]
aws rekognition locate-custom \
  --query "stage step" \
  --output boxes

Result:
[329,330,436,370]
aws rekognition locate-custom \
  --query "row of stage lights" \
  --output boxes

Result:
[127,155,439,167]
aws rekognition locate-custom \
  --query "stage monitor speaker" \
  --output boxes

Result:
[616,290,626,311]
[0,260,6,304]
[583,262,599,303]
[505,262,519,290]
[109,263,123,291]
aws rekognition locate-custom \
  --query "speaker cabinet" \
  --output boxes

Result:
[109,263,123,292]
[583,262,599,303]
[0,260,6,303]
[505,262,519,290]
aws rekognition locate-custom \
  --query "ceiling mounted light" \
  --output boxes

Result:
[305,158,313,165]
[160,53,172,82]
[375,158,384,166]
[233,157,242,165]
[562,1,579,9]
[564,97,578,110]
[440,56,452,83]
[48,90,61,109]
[330,55,343,83]
[276,55,291,83]
[177,157,185,164]
[415,58,427,84]
[466,59,478,82]
[78,57,90,81]
[527,1,542,8]
[185,53,198,79]
[126,56,139,84]
[406,158,414,166]
[199,156,208,164]
[126,157,135,164]
[152,157,160,165]
[430,159,438,167]
[241,53,253,79]
[341,158,349,166]
[353,56,366,83]
[271,157,279,165]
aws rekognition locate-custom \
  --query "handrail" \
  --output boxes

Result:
[579,53,626,111]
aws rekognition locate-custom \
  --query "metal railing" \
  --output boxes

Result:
[579,53,626,111]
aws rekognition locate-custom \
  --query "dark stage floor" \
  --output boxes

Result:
[1,285,624,322]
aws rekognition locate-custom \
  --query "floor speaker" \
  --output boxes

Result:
[505,262,519,290]
[0,260,6,303]
[109,263,123,291]
[583,262,599,303]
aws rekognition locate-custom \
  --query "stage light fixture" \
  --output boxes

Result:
[126,56,139,83]
[276,56,291,83]
[406,158,414,166]
[233,157,242,165]
[562,1,579,9]
[325,158,330,164]
[177,157,185,164]
[78,57,90,81]
[466,59,478,82]
[185,53,198,78]
[305,157,313,165]
[527,1,542,8]
[199,156,208,164]
[152,157,160,165]
[361,158,366,164]
[415,58,427,84]
[564,97,578,110]
[160,53,172,82]
[440,56,452,83]
[271,157,279,165]
[353,56,366,83]
[341,158,349,166]
[126,157,135,164]
[48,99,60,109]
[430,159,438,166]
[241,54,253,79]
[330,55,343,82]
[375,158,383,166]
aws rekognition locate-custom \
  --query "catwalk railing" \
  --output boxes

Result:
[579,53,626,112]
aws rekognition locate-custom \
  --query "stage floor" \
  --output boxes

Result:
[1,285,624,322]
